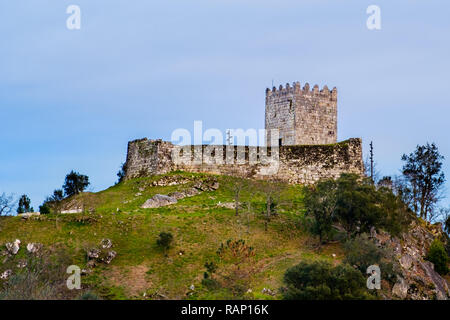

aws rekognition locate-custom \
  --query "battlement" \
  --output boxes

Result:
[265,80,338,146]
[265,82,337,101]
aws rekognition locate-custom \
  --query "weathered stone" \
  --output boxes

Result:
[123,84,363,185]
[266,82,337,146]
[392,277,409,299]
[141,194,177,209]
[26,243,43,254]
[100,239,112,249]
[0,269,12,280]
[5,240,20,255]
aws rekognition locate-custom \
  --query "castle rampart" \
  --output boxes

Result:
[124,138,364,185]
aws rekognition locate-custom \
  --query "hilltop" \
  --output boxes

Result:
[0,172,448,300]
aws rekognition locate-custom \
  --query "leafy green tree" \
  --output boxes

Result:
[304,179,338,244]
[17,194,33,214]
[334,174,383,238]
[343,234,399,283]
[401,143,445,221]
[63,171,90,197]
[426,239,449,275]
[282,261,370,300]
[39,203,51,214]
[445,215,450,235]
[116,163,127,184]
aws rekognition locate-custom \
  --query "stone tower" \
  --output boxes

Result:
[265,82,337,146]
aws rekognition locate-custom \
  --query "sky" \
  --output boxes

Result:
[1,0,449,211]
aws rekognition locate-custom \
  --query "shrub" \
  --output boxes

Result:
[304,174,412,241]
[426,239,449,275]
[343,234,399,283]
[303,179,338,244]
[282,260,371,300]
[156,232,173,253]
[79,291,100,300]
[39,203,51,214]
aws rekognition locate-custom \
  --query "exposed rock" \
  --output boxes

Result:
[101,250,117,264]
[0,270,12,280]
[168,192,185,200]
[372,221,449,300]
[61,208,83,214]
[261,287,276,296]
[101,239,113,249]
[18,212,40,219]
[217,202,237,209]
[151,175,191,187]
[87,248,101,259]
[392,277,409,299]
[87,240,117,266]
[26,243,43,254]
[141,194,177,209]
[5,239,21,255]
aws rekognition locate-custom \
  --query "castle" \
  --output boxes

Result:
[123,82,364,184]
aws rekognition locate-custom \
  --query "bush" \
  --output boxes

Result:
[156,232,173,253]
[39,203,51,214]
[282,260,371,300]
[304,179,338,244]
[79,291,100,300]
[426,239,449,275]
[343,234,399,283]
[304,174,412,241]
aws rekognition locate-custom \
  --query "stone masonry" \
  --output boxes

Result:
[123,81,363,185]
[266,82,337,146]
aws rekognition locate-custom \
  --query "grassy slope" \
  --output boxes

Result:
[0,172,343,300]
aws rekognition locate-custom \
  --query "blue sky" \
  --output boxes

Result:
[1,0,449,210]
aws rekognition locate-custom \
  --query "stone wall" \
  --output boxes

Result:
[124,138,364,185]
[265,82,337,146]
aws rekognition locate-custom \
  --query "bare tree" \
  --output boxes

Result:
[0,193,15,216]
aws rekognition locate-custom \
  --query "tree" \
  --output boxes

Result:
[401,143,445,221]
[304,179,338,244]
[426,239,449,275]
[445,214,450,235]
[334,174,383,238]
[116,163,127,184]
[282,261,370,300]
[156,232,173,255]
[41,189,65,214]
[0,193,15,216]
[17,194,33,214]
[63,171,90,197]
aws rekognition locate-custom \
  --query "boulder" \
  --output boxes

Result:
[101,239,112,249]
[5,239,21,255]
[26,243,43,254]
[141,194,177,209]
[0,270,12,280]
[392,277,409,299]
[373,222,450,300]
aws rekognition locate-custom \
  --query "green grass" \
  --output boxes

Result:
[0,172,342,300]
